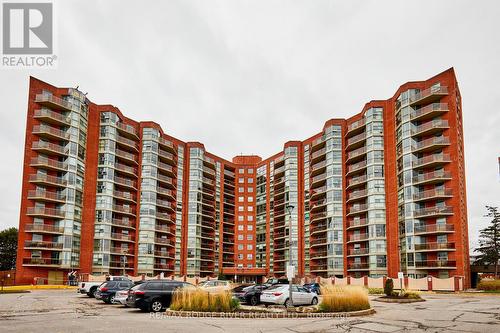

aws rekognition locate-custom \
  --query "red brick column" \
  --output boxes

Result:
[403,277,409,290]
[454,276,461,291]
[364,276,368,287]
[347,276,351,285]
[427,276,433,291]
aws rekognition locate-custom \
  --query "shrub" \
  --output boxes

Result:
[401,289,421,299]
[384,278,394,297]
[477,279,500,291]
[318,285,370,312]
[170,287,240,312]
[367,288,384,295]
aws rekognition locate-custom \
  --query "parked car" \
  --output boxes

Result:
[263,278,289,288]
[232,284,267,306]
[77,276,130,298]
[96,280,135,304]
[260,284,318,307]
[112,289,131,306]
[198,280,232,292]
[127,280,195,312]
[303,282,321,295]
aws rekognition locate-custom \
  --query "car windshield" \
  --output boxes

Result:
[232,285,252,292]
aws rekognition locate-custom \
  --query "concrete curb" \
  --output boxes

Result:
[373,297,425,303]
[1,285,78,291]
[163,308,375,318]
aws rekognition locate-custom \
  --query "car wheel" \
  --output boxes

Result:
[249,296,258,306]
[109,294,116,304]
[150,299,163,313]
[284,298,293,308]
[311,297,318,305]
[89,287,97,298]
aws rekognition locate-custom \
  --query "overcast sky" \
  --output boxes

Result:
[1,0,499,250]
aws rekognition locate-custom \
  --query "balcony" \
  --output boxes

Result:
[413,136,450,153]
[412,154,451,169]
[311,160,327,176]
[156,212,174,223]
[25,241,63,250]
[158,136,176,152]
[154,263,174,271]
[309,223,327,234]
[27,207,65,219]
[155,224,175,235]
[411,103,448,122]
[25,224,64,234]
[34,108,71,126]
[23,257,62,266]
[311,147,327,161]
[309,265,328,272]
[114,176,137,189]
[347,204,368,216]
[32,141,67,156]
[157,174,175,186]
[27,190,66,203]
[413,188,453,202]
[310,251,328,259]
[310,237,328,246]
[110,247,134,255]
[109,261,133,269]
[112,218,136,229]
[310,186,327,200]
[412,170,452,185]
[111,233,134,242]
[30,157,67,171]
[347,263,370,270]
[348,248,369,256]
[347,160,367,175]
[35,94,73,111]
[347,218,368,229]
[112,205,136,216]
[413,206,453,218]
[414,242,455,252]
[347,119,365,136]
[157,199,175,211]
[347,189,368,202]
[33,124,69,141]
[409,86,448,106]
[310,173,327,187]
[412,120,449,137]
[156,187,175,200]
[29,174,67,187]
[414,260,456,269]
[158,150,175,163]
[274,166,285,176]
[346,132,366,150]
[116,122,139,139]
[116,135,139,151]
[347,174,367,189]
[348,233,368,242]
[346,146,366,162]
[155,251,174,259]
[115,149,138,164]
[223,169,235,179]
[414,224,454,235]
[158,161,175,176]
[113,190,136,203]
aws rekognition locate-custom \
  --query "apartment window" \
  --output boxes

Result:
[238,225,244,231]
[238,254,243,260]
[247,264,253,268]
[248,168,254,174]
[238,235,244,240]
[248,187,253,193]
[238,187,244,193]
[238,244,244,250]
[238,206,244,212]
[247,225,253,231]
[247,216,254,222]
[238,216,244,221]
[247,244,253,250]
[247,235,253,240]
[248,206,254,212]
[247,254,253,260]
[238,178,244,184]
[248,197,253,202]
[239,169,244,173]
[248,178,254,184]
[238,196,244,202]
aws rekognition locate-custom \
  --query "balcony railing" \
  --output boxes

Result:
[412,154,451,168]
[114,176,137,188]
[29,174,67,186]
[349,248,369,256]
[115,149,138,163]
[348,218,368,229]
[413,188,452,201]
[110,233,133,241]
[348,204,368,215]
[414,242,455,251]
[26,207,65,218]
[154,237,172,245]
[348,189,368,201]
[414,206,453,218]
[116,122,138,137]
[347,147,366,160]
[27,190,66,202]
[35,94,73,111]
[409,86,448,105]
[112,218,135,228]
[411,103,448,120]
[154,263,174,270]
[346,132,366,147]
[30,157,67,171]
[158,150,174,161]
[25,224,64,233]
[116,136,139,150]
[414,224,454,234]
[348,233,368,242]
[413,120,449,136]
[415,260,456,268]
[32,141,67,155]
[25,241,63,249]
[414,137,450,152]
[348,263,369,270]
[412,170,452,184]
[113,190,136,202]
[34,108,72,125]
[33,124,69,139]
[347,119,365,133]
[311,148,327,160]
[23,258,62,266]
[113,205,135,215]
[347,160,367,173]
[347,175,367,187]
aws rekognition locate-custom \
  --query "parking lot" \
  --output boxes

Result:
[0,290,499,332]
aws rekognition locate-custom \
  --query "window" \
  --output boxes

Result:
[238,216,244,221]
[247,235,253,240]
[238,254,243,260]
[238,206,244,212]
[248,187,253,193]
[238,235,244,240]
[247,216,254,221]
[239,169,244,173]
[248,178,254,183]
[238,196,244,202]
[247,254,253,260]
[247,244,253,250]
[248,206,254,212]
[238,178,244,183]
[247,225,253,231]
[238,225,244,231]
[238,244,244,250]
[238,187,244,193]
[248,197,253,202]
[248,168,254,174]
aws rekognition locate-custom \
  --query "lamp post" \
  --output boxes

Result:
[286,205,295,307]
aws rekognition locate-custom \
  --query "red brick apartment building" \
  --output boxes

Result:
[15,68,470,287]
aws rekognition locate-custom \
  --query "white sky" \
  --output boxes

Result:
[1,0,499,250]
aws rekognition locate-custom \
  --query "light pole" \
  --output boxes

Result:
[286,205,295,307]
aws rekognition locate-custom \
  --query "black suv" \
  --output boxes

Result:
[97,280,135,304]
[126,280,194,312]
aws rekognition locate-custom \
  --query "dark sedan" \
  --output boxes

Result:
[232,284,267,306]
[96,280,135,304]
[127,280,195,312]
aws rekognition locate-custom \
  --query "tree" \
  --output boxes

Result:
[384,278,394,296]
[474,206,500,278]
[0,227,18,270]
